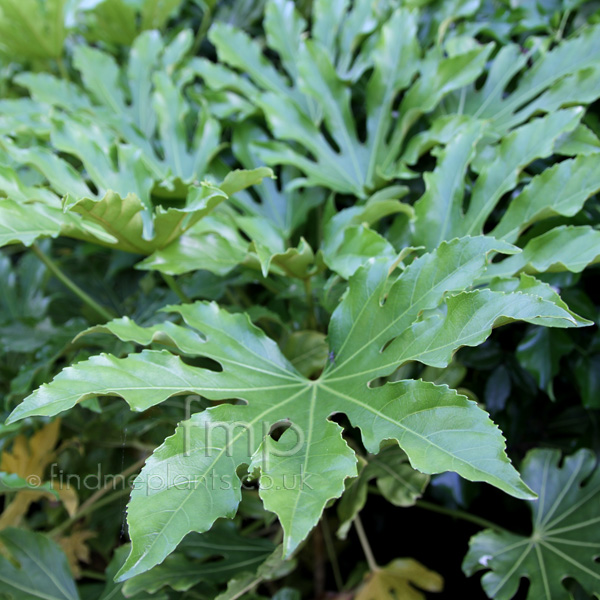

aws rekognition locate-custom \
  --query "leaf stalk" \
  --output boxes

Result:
[31,243,114,322]
[415,500,507,533]
[354,514,379,572]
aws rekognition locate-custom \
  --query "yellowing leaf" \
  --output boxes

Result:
[0,419,61,478]
[58,529,96,578]
[356,558,444,600]
[0,420,78,527]
[54,486,79,518]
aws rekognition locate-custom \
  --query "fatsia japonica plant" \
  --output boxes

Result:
[2,0,600,598]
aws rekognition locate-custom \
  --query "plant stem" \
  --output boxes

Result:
[56,56,70,81]
[161,273,191,303]
[192,4,212,55]
[321,517,344,591]
[240,518,267,536]
[354,515,378,572]
[49,488,130,537]
[32,243,114,322]
[415,500,507,533]
[79,570,106,581]
[49,456,147,537]
[313,522,326,598]
[77,456,147,514]
[556,9,571,41]
[304,277,317,329]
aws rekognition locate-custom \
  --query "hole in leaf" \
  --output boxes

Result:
[267,419,291,441]
[179,355,223,372]
[320,123,341,154]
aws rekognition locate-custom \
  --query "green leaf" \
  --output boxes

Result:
[10,32,218,189]
[97,546,168,600]
[491,154,600,243]
[460,26,600,132]
[137,214,249,276]
[0,0,67,61]
[322,192,411,278]
[0,528,78,600]
[215,546,295,600]
[79,0,184,46]
[408,108,600,280]
[230,123,325,238]
[0,472,58,497]
[463,448,600,600]
[0,200,69,248]
[487,273,591,327]
[8,236,586,581]
[459,108,582,238]
[487,226,600,278]
[574,354,600,409]
[516,328,574,400]
[282,331,329,379]
[204,4,490,195]
[413,119,483,249]
[122,520,276,595]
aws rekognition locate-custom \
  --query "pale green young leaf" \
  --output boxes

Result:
[78,0,184,46]
[0,0,67,61]
[136,215,249,276]
[486,226,600,278]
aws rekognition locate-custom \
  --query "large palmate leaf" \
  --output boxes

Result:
[0,528,78,600]
[7,236,585,580]
[463,448,600,600]
[198,1,492,196]
[0,31,273,260]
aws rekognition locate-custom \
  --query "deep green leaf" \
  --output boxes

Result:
[0,529,78,600]
[464,448,600,600]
